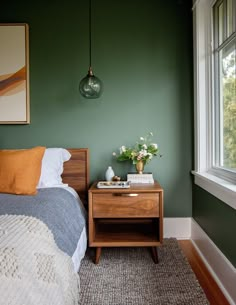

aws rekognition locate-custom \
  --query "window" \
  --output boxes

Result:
[192,0,236,209]
[212,0,236,180]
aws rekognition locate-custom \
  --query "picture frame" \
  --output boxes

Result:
[0,23,30,124]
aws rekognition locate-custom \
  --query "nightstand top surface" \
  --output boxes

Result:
[89,180,163,193]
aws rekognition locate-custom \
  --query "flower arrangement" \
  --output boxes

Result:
[113,132,161,165]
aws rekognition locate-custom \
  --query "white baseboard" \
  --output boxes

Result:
[164,217,191,239]
[191,219,236,305]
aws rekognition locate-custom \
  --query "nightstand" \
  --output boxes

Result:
[88,181,163,264]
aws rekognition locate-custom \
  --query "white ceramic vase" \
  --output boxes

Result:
[105,166,115,181]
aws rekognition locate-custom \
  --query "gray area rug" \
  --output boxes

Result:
[79,239,209,305]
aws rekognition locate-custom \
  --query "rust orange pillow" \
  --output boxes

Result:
[0,146,46,195]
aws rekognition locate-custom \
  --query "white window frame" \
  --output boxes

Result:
[192,0,236,210]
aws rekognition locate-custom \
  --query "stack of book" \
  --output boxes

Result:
[127,172,154,184]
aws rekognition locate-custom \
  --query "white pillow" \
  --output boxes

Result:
[37,148,71,188]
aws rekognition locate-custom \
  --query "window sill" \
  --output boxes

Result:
[192,171,236,210]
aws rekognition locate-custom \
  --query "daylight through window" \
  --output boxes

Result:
[213,0,236,175]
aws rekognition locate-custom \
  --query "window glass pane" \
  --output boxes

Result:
[220,40,236,169]
[227,0,233,36]
[218,2,224,45]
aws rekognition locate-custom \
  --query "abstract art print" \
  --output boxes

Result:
[0,23,30,124]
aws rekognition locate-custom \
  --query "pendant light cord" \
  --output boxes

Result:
[89,0,92,68]
[79,0,103,98]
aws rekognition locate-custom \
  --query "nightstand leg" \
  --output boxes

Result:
[151,247,159,264]
[95,247,102,264]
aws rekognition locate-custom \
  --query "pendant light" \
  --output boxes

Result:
[79,0,103,99]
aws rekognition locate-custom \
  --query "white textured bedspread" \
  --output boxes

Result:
[0,215,80,305]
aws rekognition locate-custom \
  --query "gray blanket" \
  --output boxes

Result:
[0,188,87,257]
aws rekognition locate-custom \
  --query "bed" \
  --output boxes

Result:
[0,147,89,305]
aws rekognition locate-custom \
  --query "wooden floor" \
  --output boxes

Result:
[178,240,230,305]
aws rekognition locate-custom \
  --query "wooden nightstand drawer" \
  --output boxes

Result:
[92,193,159,218]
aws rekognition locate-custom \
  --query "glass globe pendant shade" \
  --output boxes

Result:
[79,67,103,99]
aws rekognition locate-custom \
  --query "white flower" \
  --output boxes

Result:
[140,149,147,156]
[142,144,147,149]
[151,143,158,149]
[140,137,144,141]
[120,146,126,154]
[112,152,117,156]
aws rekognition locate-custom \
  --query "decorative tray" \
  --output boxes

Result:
[97,181,131,189]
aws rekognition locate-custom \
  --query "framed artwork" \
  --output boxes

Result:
[0,23,30,124]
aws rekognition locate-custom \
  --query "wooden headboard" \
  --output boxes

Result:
[62,148,89,204]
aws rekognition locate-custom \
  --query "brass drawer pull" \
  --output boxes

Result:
[113,193,138,197]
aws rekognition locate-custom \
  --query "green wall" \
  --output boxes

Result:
[193,185,236,268]
[1,0,235,269]
[0,0,193,217]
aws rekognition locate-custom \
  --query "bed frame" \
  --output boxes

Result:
[62,148,89,204]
